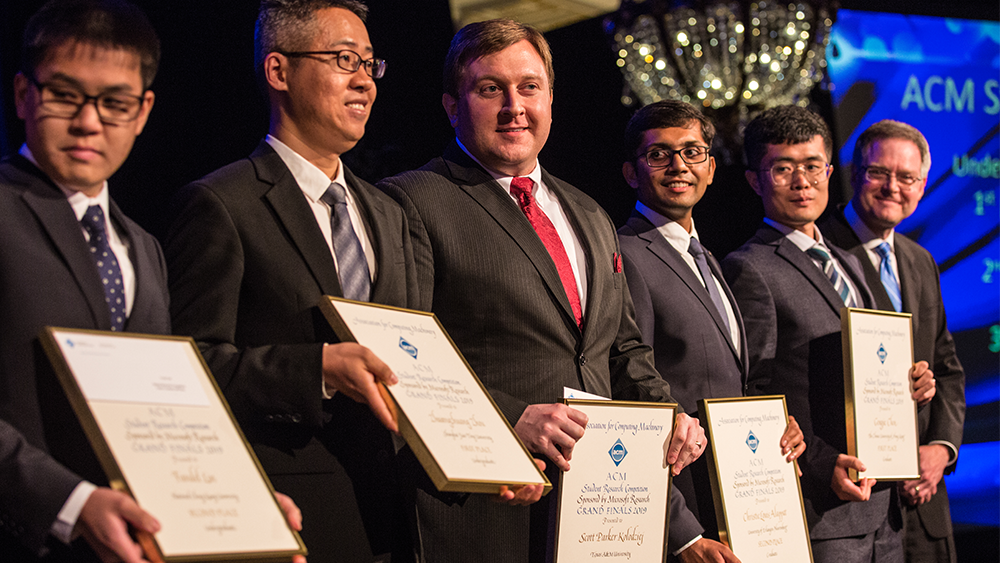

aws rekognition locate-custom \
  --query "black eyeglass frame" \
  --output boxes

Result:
[636,145,712,169]
[277,49,386,79]
[27,76,146,124]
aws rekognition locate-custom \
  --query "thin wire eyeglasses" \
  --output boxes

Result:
[861,166,923,192]
[761,161,832,186]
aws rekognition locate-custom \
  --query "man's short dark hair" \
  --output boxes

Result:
[743,105,833,170]
[255,0,368,79]
[22,0,161,90]
[623,100,715,162]
[443,19,553,98]
[852,119,931,179]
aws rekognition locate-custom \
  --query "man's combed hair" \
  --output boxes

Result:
[255,0,368,70]
[22,0,161,90]
[623,100,715,162]
[853,119,932,179]
[443,18,553,98]
[743,105,833,170]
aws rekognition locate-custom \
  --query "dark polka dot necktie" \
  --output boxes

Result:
[80,205,126,331]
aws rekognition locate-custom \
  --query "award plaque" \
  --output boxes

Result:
[699,396,812,562]
[319,297,550,494]
[841,307,920,480]
[553,399,676,563]
[40,328,306,563]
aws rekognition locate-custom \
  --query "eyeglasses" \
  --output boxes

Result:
[762,161,832,187]
[28,76,145,124]
[278,49,386,79]
[861,166,923,192]
[638,145,711,168]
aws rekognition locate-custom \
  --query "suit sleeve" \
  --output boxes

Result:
[165,184,326,428]
[923,259,966,462]
[722,253,841,491]
[0,418,81,556]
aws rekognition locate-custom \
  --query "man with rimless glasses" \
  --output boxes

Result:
[821,121,965,563]
[164,1,416,561]
[721,106,936,563]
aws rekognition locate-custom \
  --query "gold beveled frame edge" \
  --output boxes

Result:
[39,327,308,562]
[841,307,920,481]
[552,399,677,563]
[699,395,814,563]
[319,296,552,494]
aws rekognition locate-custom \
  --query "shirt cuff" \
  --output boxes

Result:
[321,344,335,399]
[673,534,703,556]
[51,481,98,544]
[928,440,958,465]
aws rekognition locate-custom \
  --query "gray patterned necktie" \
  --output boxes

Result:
[806,244,856,307]
[688,237,731,337]
[321,182,371,301]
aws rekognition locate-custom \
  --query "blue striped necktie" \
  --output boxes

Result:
[80,205,125,331]
[806,245,856,308]
[874,242,902,312]
[321,182,371,301]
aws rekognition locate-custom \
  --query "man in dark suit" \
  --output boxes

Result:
[378,19,706,563]
[164,2,415,562]
[820,120,964,563]
[0,1,167,560]
[618,100,805,562]
[721,106,935,563]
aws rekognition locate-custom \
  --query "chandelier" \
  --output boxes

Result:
[605,0,836,161]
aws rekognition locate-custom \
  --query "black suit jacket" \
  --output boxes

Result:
[618,211,747,537]
[721,223,896,541]
[378,142,701,562]
[821,208,965,539]
[0,155,171,560]
[165,141,417,563]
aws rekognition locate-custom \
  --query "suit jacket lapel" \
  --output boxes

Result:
[761,224,848,316]
[15,157,109,329]
[706,249,749,377]
[893,240,920,315]
[443,144,578,330]
[251,142,343,298]
[343,166,391,303]
[826,209,894,311]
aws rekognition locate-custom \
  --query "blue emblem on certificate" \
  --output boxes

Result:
[746,430,759,453]
[399,337,418,359]
[608,439,628,466]
[877,343,887,364]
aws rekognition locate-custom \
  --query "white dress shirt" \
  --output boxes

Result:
[636,203,741,349]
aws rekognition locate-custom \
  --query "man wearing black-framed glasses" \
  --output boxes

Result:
[821,120,965,563]
[164,1,417,562]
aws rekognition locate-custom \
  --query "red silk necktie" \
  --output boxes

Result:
[510,177,583,328]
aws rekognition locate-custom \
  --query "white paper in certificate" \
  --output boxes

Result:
[50,330,300,558]
[325,300,544,488]
[845,310,919,479]
[555,401,674,563]
[701,397,812,562]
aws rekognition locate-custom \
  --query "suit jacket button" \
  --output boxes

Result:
[577,355,587,366]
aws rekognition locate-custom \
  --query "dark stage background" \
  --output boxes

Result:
[2,0,997,558]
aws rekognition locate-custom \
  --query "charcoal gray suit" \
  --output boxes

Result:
[0,155,171,560]
[165,140,418,563]
[618,211,747,539]
[378,142,701,562]
[821,207,964,562]
[722,223,902,561]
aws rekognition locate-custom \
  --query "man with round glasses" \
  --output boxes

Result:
[721,106,936,563]
[164,1,417,561]
[618,100,807,562]
[821,120,965,563]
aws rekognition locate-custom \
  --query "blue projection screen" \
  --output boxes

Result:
[828,10,999,527]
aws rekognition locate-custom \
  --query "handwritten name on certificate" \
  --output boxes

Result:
[47,330,302,559]
[700,397,812,562]
[555,400,675,563]
[321,299,547,492]
[843,309,919,480]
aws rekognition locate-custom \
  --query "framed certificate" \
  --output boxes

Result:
[40,328,306,563]
[841,307,920,480]
[553,399,676,563]
[699,396,812,562]
[319,297,550,494]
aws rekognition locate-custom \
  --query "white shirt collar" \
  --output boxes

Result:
[19,144,110,222]
[265,135,347,203]
[845,200,895,252]
[763,217,831,253]
[455,137,542,193]
[635,201,701,253]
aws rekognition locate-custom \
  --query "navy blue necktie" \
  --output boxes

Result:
[80,205,125,331]
[688,237,731,337]
[874,242,903,312]
[321,182,371,301]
